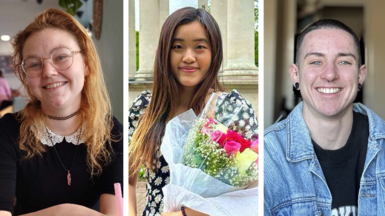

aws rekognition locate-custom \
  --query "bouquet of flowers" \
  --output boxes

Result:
[161,93,258,216]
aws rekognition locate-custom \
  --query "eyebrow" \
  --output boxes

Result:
[173,38,209,43]
[303,52,357,60]
[24,54,40,59]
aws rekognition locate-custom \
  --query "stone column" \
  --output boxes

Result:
[129,0,136,79]
[159,0,169,31]
[211,0,227,73]
[135,0,160,80]
[224,0,258,82]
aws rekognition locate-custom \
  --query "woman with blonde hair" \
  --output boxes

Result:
[0,8,122,216]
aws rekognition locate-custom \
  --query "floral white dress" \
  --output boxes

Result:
[129,90,258,216]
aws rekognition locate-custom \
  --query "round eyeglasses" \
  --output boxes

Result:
[21,47,81,77]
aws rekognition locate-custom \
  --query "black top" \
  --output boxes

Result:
[0,113,123,215]
[313,111,368,214]
[129,90,258,216]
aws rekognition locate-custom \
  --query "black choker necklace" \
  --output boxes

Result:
[46,110,80,121]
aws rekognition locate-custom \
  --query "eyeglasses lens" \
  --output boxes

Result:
[22,47,74,77]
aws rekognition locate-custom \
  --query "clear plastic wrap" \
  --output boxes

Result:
[161,93,258,216]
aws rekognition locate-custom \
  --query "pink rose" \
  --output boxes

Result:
[227,130,251,152]
[210,130,227,146]
[224,141,241,156]
[250,139,258,153]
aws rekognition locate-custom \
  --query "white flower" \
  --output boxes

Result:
[250,118,254,125]
[233,115,239,121]
[152,189,160,196]
[157,161,161,169]
[135,100,142,106]
[155,194,162,203]
[161,166,169,173]
[239,120,245,127]
[245,125,251,131]
[228,96,234,102]
[132,121,138,128]
[154,177,162,186]
[151,201,156,207]
[236,99,242,106]
[224,101,229,107]
[245,131,252,139]
[165,176,170,184]
[243,112,250,119]
[227,105,233,112]
[129,113,136,119]
[149,171,156,180]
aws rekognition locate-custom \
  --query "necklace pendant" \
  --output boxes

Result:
[67,171,71,186]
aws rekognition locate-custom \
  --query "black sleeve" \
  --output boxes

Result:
[128,90,151,144]
[0,113,20,213]
[99,117,123,196]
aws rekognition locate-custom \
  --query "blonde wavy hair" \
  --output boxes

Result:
[12,8,115,175]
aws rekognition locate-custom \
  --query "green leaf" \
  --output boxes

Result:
[58,0,83,16]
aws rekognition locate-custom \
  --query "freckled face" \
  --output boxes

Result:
[170,21,212,89]
[22,28,89,112]
[293,28,366,118]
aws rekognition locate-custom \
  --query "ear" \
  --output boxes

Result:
[358,64,367,84]
[289,64,300,87]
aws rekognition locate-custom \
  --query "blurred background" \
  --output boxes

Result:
[0,0,123,122]
[264,0,385,129]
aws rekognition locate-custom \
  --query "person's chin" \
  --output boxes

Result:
[317,104,349,118]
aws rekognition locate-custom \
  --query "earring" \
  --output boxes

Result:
[294,82,300,90]
[358,83,362,91]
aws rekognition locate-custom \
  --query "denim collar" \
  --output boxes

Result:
[286,102,385,162]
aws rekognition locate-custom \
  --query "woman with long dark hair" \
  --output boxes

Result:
[129,7,258,216]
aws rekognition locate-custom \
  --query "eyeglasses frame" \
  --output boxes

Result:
[20,46,82,78]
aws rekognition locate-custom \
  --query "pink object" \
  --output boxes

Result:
[114,183,123,216]
[67,171,71,186]
[250,139,259,153]
[224,141,241,156]
[210,130,227,146]
[0,77,12,106]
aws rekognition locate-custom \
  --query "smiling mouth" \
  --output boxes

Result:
[316,88,342,94]
[44,82,67,89]
[179,67,198,73]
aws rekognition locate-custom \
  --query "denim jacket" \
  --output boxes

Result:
[264,102,385,216]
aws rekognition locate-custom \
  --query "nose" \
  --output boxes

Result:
[182,49,196,64]
[321,62,339,82]
[41,57,58,78]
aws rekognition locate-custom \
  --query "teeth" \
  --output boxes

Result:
[317,88,341,94]
[46,82,65,89]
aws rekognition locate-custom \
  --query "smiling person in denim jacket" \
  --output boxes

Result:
[264,19,385,215]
